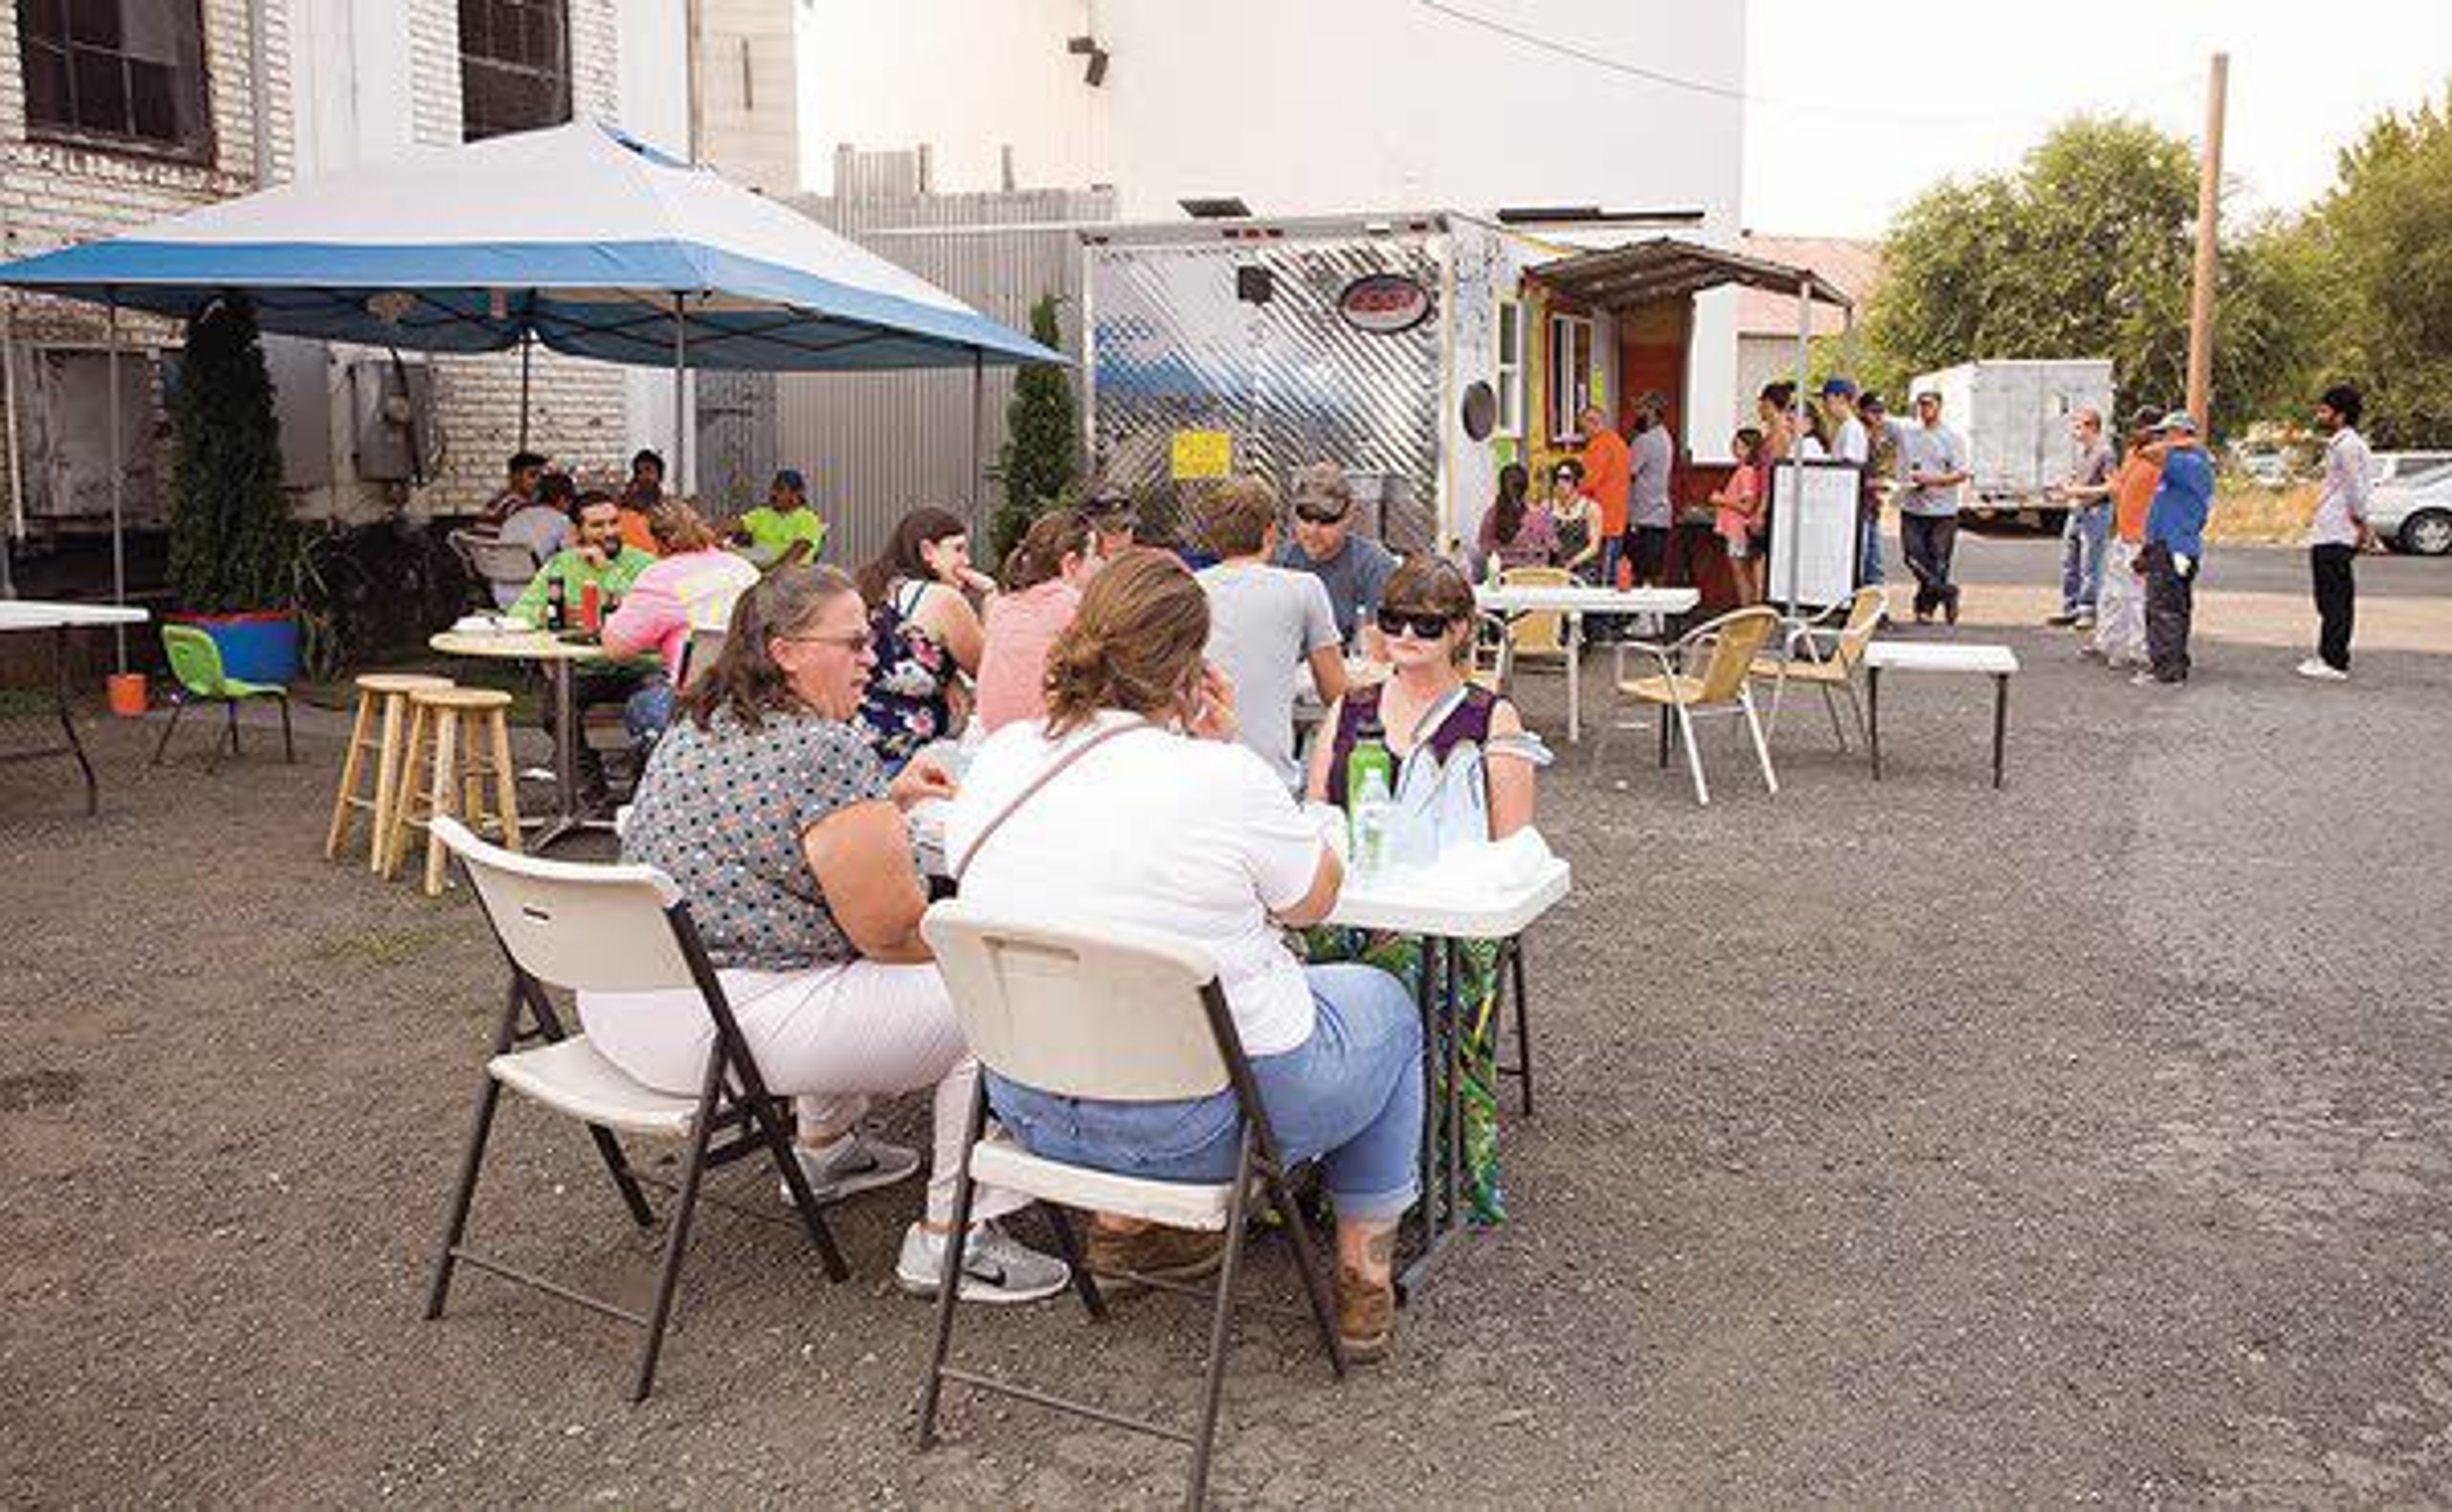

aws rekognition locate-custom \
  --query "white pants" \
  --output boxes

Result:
[579,959,1022,1227]
[2091,537,2147,666]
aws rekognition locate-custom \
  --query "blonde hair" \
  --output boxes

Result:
[1042,552,1207,737]
[647,497,722,554]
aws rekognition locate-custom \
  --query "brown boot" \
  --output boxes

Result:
[1335,1267,1395,1363]
[1084,1221,1227,1296]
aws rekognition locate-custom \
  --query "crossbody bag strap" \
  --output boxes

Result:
[950,718,1150,886]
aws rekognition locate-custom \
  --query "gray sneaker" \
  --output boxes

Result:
[896,1220,1071,1304]
[778,1130,921,1207]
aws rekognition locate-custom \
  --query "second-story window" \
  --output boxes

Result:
[460,0,570,141]
[17,0,213,160]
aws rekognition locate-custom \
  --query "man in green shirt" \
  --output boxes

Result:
[508,490,656,801]
[734,469,828,568]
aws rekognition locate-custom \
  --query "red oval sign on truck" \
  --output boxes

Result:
[1338,273,1432,334]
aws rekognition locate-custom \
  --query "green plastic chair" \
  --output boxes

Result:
[153,624,294,771]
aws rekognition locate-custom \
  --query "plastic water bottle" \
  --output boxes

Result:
[1350,765,1394,878]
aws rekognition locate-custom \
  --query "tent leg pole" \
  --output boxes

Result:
[108,297,126,671]
[969,351,983,533]
[0,303,19,600]
[672,294,688,497]
[1789,287,1812,617]
[518,329,532,456]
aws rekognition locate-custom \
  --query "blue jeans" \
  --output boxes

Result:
[986,962,1425,1222]
[2061,503,2109,614]
[1598,532,1626,589]
[624,677,675,744]
[1859,510,1886,586]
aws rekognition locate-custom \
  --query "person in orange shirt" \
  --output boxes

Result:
[1577,403,1632,591]
[2085,407,2165,669]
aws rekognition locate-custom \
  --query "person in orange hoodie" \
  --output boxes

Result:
[1577,404,1633,643]
[2085,407,2165,670]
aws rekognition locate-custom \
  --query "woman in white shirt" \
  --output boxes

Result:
[946,552,1423,1361]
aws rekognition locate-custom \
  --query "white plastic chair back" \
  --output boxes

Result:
[922,901,1230,1102]
[449,529,543,594]
[434,817,698,995]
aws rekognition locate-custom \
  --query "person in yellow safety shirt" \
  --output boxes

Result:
[734,469,829,568]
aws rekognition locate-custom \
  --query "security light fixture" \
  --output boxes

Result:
[1066,34,1109,87]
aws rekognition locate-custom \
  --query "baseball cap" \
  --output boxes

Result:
[2128,405,2163,432]
[1820,377,1857,399]
[2151,409,2199,435]
[1290,460,1354,520]
[771,467,806,493]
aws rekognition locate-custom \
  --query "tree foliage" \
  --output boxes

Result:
[1861,116,2321,435]
[988,294,1080,568]
[167,295,296,612]
[2287,94,2452,447]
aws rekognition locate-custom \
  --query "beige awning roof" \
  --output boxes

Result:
[1529,236,1853,312]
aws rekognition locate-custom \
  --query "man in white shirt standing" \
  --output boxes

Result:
[1820,377,1869,465]
[2301,383,2374,681]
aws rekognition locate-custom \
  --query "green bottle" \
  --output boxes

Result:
[1345,714,1393,812]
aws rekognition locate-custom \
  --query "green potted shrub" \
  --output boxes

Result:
[987,294,1080,568]
[165,294,301,682]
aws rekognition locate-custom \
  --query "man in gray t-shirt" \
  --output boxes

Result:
[1274,460,1398,649]
[1626,392,1675,590]
[1898,390,1972,623]
[1197,477,1349,788]
[2048,407,2118,627]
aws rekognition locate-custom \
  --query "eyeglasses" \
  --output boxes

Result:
[1375,608,1455,640]
[1293,504,1349,525]
[777,631,872,652]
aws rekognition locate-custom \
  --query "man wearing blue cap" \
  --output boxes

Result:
[736,469,828,568]
[2137,409,2213,686]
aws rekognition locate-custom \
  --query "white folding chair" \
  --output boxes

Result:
[423,817,849,1402]
[678,626,728,689]
[914,900,1346,1511]
[447,528,542,612]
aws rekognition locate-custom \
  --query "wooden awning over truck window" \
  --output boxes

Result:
[1527,238,1854,312]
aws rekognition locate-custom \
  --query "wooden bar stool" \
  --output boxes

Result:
[326,672,457,869]
[386,687,523,896]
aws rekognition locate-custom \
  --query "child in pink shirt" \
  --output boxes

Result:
[973,508,1103,732]
[1711,427,1766,606]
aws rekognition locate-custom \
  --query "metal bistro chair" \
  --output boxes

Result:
[1750,585,1888,752]
[1594,605,1783,806]
[915,900,1347,1511]
[447,528,542,613]
[423,817,851,1402]
[153,623,294,771]
[1492,565,1573,690]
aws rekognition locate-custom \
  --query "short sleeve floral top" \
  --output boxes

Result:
[621,706,889,972]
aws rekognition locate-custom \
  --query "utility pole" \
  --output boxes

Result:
[2186,52,2228,430]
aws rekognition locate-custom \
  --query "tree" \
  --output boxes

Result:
[1861,116,2320,435]
[2289,94,2452,447]
[167,295,294,612]
[988,294,1080,568]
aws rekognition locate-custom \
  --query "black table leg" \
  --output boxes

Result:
[1992,672,2009,790]
[1398,933,1458,1303]
[1866,665,1884,781]
[54,626,97,815]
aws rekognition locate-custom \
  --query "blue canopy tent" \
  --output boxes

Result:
[0,119,1060,642]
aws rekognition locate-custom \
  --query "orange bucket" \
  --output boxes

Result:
[105,672,149,718]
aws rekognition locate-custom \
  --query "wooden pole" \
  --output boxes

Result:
[2185,52,2228,430]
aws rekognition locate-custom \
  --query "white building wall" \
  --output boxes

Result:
[799,0,1748,455]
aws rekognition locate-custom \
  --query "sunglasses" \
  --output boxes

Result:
[1375,607,1455,640]
[1293,504,1349,524]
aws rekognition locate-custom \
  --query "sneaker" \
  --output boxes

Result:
[2131,670,2182,688]
[1944,596,1961,626]
[1335,1267,1395,1364]
[2077,644,2105,661]
[2295,658,2350,682]
[897,1220,1071,1304]
[2073,614,2096,631]
[2045,612,2078,627]
[1084,1222,1229,1296]
[778,1130,921,1207]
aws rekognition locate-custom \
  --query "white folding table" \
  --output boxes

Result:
[1475,583,1700,743]
[1328,854,1572,1297]
[1861,640,2020,789]
[0,600,151,814]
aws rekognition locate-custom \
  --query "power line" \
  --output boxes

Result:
[1414,0,2201,130]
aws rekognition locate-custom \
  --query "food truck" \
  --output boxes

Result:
[1079,214,1856,610]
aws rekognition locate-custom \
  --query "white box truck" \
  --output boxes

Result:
[1909,359,2116,527]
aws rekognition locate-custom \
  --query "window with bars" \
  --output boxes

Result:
[17,0,213,159]
[1547,311,1594,442]
[459,0,571,142]
[1495,299,1524,435]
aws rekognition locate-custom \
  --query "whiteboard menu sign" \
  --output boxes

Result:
[1767,459,1860,611]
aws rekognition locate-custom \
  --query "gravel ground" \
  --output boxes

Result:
[5,538,2451,1506]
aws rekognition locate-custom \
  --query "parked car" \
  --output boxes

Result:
[2372,451,2452,487]
[2368,464,2452,556]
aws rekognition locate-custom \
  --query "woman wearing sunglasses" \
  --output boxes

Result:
[1303,556,1537,836]
[1301,556,1540,1225]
